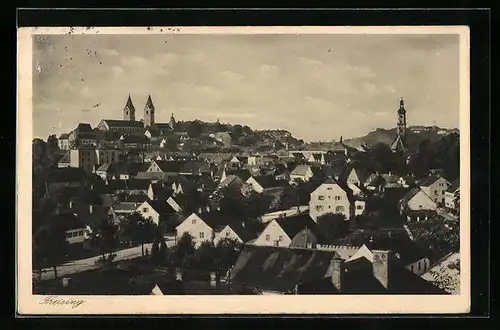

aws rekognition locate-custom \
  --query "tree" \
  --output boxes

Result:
[186,121,203,138]
[172,232,196,269]
[316,213,348,244]
[195,241,217,271]
[214,238,243,273]
[33,222,69,279]
[119,212,158,256]
[151,240,160,263]
[366,142,399,174]
[90,218,118,262]
[231,124,243,141]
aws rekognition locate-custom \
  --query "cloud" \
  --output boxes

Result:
[373,111,389,116]
[260,64,280,76]
[112,66,124,76]
[298,57,327,69]
[121,56,149,68]
[220,70,245,81]
[101,48,119,56]
[211,111,256,119]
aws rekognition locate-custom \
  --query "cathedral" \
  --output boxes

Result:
[390,97,408,153]
[96,94,177,135]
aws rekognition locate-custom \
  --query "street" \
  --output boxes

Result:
[34,238,176,281]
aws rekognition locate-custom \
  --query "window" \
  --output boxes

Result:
[143,208,148,213]
[435,190,438,195]
[192,219,196,224]
[278,235,283,241]
[226,231,231,237]
[316,205,323,211]
[318,196,325,201]
[419,205,423,209]
[335,206,344,212]
[78,230,84,236]
[326,187,332,191]
[335,196,341,200]
[274,241,279,247]
[265,234,270,241]
[356,205,363,210]
[328,206,331,209]
[199,232,204,239]
[442,191,445,195]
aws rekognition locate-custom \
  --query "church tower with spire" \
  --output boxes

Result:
[123,94,136,121]
[144,95,155,128]
[169,113,177,130]
[397,97,407,137]
[391,97,408,153]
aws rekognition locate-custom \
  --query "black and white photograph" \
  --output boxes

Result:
[17,26,470,314]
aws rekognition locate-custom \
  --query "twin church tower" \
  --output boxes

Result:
[122,94,176,129]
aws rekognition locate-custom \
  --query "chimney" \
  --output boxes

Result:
[175,268,183,281]
[210,272,218,289]
[330,257,345,291]
[89,204,93,214]
[198,207,203,214]
[372,250,391,290]
[69,200,73,209]
[205,205,211,212]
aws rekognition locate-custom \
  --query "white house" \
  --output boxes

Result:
[400,188,438,212]
[175,212,253,248]
[289,165,320,182]
[309,177,352,221]
[418,176,451,206]
[252,214,318,248]
[244,175,289,194]
[136,200,176,226]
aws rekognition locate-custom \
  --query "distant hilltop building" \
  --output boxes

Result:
[390,97,408,153]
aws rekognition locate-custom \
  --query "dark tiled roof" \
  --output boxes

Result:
[179,161,211,174]
[96,163,114,173]
[154,160,186,173]
[102,119,144,128]
[46,167,86,183]
[75,123,93,132]
[252,175,289,189]
[226,168,251,181]
[323,163,345,179]
[230,245,336,293]
[59,133,70,139]
[400,188,423,204]
[275,214,318,240]
[123,135,150,144]
[145,200,176,215]
[416,175,442,187]
[197,211,242,229]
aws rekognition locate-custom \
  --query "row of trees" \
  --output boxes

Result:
[149,232,242,275]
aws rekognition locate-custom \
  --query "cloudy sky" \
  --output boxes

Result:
[33,33,460,142]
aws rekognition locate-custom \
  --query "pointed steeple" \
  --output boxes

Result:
[339,135,343,143]
[123,94,136,121]
[169,112,177,130]
[144,94,155,127]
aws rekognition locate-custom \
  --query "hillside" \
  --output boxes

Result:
[344,126,460,150]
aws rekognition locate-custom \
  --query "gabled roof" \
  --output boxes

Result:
[152,160,186,173]
[225,168,252,181]
[96,163,114,173]
[135,172,171,181]
[143,200,176,215]
[417,175,444,187]
[323,163,345,179]
[123,134,150,144]
[251,175,289,189]
[233,156,248,163]
[101,119,144,128]
[195,211,241,229]
[310,153,323,161]
[217,175,244,190]
[230,245,336,293]
[400,188,424,204]
[290,165,320,177]
[59,133,70,139]
[226,222,256,242]
[275,214,318,240]
[75,123,93,132]
[112,202,142,212]
[179,161,211,174]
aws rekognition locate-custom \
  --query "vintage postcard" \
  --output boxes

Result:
[17,26,470,314]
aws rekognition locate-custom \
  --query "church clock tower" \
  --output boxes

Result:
[144,94,155,128]
[397,97,407,137]
[123,94,136,121]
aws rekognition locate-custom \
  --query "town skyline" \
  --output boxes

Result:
[33,33,460,142]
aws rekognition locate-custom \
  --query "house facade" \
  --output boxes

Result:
[400,188,438,212]
[253,219,293,247]
[289,165,317,182]
[70,147,98,174]
[309,178,352,221]
[419,176,450,206]
[175,213,216,248]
